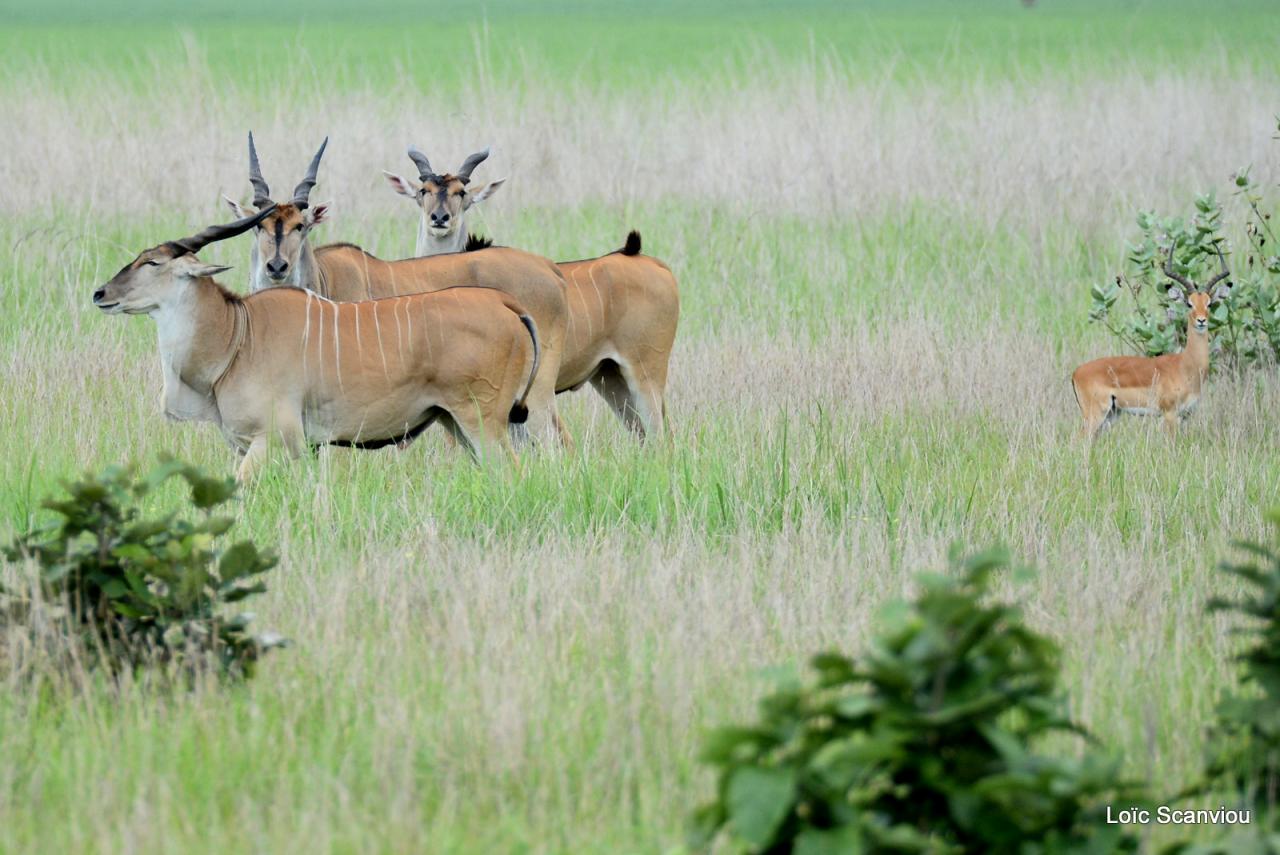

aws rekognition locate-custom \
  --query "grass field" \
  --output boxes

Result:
[3,1,1280,852]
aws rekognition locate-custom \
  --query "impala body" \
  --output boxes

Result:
[385,146,680,439]
[93,211,541,481]
[1073,287,1223,439]
[225,135,570,446]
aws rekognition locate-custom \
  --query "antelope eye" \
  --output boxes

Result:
[143,260,159,267]
[293,224,305,233]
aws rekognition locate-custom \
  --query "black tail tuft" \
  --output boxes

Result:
[465,233,494,252]
[508,403,529,424]
[621,230,642,256]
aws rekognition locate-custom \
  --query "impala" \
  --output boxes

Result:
[92,209,542,481]
[384,146,680,440]
[383,145,506,256]
[224,134,571,447]
[1072,251,1230,439]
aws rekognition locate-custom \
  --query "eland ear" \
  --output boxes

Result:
[383,171,419,199]
[173,256,233,279]
[223,195,254,219]
[306,202,332,227]
[465,177,506,209]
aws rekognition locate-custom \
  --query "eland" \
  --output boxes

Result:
[385,145,680,440]
[93,209,542,481]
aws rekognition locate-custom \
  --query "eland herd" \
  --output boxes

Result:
[93,135,679,480]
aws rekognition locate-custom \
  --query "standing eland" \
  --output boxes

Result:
[92,209,542,481]
[384,145,679,440]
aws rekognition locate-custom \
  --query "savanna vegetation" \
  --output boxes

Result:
[2,1,1280,852]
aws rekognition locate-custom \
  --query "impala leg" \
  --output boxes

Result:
[1163,409,1179,440]
[1076,389,1113,442]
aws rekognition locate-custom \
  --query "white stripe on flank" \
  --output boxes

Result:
[353,300,362,357]
[393,297,405,365]
[331,300,344,393]
[404,294,414,350]
[301,291,314,381]
[586,263,605,339]
[372,302,390,380]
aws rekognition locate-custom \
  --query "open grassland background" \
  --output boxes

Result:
[3,1,1280,851]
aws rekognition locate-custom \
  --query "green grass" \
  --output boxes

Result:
[4,0,1279,92]
[4,1,1280,852]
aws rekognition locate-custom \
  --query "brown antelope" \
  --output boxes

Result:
[383,145,505,256]
[385,146,680,440]
[223,134,571,447]
[1072,250,1230,439]
[92,209,542,481]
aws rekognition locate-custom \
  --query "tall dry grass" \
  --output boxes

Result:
[0,54,1273,234]
[3,49,1280,853]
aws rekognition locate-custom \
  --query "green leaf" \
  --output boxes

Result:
[219,542,276,582]
[726,766,796,849]
[184,471,238,510]
[795,826,864,855]
[100,579,129,599]
[221,582,268,603]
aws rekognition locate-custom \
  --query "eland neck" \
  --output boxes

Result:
[154,279,242,399]
[250,236,324,294]
[416,213,467,257]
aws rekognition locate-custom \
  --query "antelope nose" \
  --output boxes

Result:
[266,259,289,277]
[431,211,450,224]
[92,287,106,303]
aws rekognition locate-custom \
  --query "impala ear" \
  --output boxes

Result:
[1166,285,1186,305]
[305,202,331,227]
[464,178,506,210]
[383,171,419,199]
[223,195,254,219]
[1211,282,1231,304]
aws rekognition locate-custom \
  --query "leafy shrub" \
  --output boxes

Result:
[1,456,286,680]
[1202,510,1280,814]
[1089,151,1280,375]
[689,548,1141,854]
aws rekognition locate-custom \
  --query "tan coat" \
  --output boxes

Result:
[95,240,539,480]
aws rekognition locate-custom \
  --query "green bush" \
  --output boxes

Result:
[1089,141,1280,374]
[1165,510,1280,855]
[2,456,286,680]
[1203,510,1280,815]
[689,548,1141,854]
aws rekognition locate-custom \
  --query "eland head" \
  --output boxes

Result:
[224,133,330,288]
[383,145,505,255]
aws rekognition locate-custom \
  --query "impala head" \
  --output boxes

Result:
[93,208,274,314]
[1164,244,1231,336]
[384,145,505,239]
[224,133,330,285]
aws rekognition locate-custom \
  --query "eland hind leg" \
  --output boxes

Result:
[589,357,666,441]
